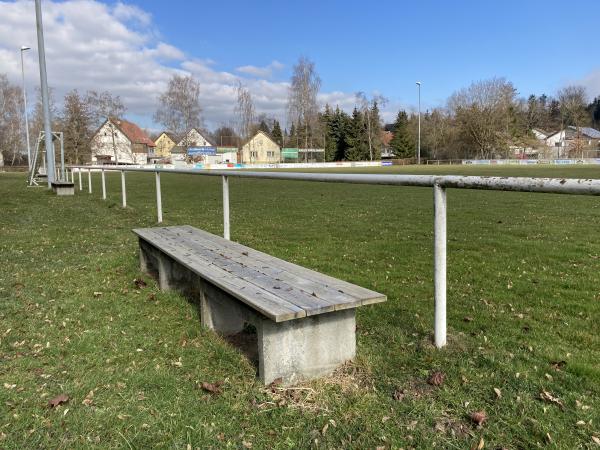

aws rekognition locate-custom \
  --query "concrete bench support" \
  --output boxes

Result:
[139,237,357,384]
[51,181,75,196]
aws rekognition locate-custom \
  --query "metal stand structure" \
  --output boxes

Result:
[28,131,64,186]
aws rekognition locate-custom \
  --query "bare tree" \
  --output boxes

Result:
[557,85,588,158]
[0,74,24,165]
[234,81,255,141]
[60,90,93,164]
[356,92,387,161]
[287,56,321,158]
[154,74,203,142]
[86,90,126,126]
[447,77,518,158]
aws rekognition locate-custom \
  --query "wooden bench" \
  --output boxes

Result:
[51,181,74,196]
[133,225,386,384]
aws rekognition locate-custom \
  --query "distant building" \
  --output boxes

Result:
[545,126,600,157]
[154,132,177,158]
[240,131,280,164]
[177,128,214,148]
[91,118,155,164]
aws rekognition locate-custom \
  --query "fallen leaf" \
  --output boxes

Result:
[82,390,94,406]
[392,388,406,401]
[93,291,102,297]
[269,377,283,389]
[493,388,502,399]
[470,437,484,450]
[470,411,487,427]
[463,316,474,322]
[592,435,600,446]
[134,278,147,289]
[48,393,69,408]
[550,360,566,371]
[200,381,223,394]
[427,371,445,387]
[539,390,564,409]
[242,440,252,448]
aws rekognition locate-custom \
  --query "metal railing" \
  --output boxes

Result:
[69,165,600,348]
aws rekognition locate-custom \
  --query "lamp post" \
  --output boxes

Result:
[416,81,421,165]
[20,46,32,172]
[34,0,55,187]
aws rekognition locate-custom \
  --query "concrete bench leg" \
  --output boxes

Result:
[257,309,356,385]
[197,279,251,335]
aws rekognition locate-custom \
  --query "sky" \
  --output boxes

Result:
[1,0,599,132]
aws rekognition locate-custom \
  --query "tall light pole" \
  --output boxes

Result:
[20,46,32,172]
[416,81,421,165]
[35,0,55,187]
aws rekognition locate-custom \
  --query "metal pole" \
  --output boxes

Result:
[20,47,32,173]
[34,0,55,187]
[121,170,126,208]
[417,82,421,165]
[60,132,65,181]
[101,169,106,200]
[155,171,162,223]
[222,175,230,240]
[433,182,447,348]
[78,169,82,190]
[88,169,92,194]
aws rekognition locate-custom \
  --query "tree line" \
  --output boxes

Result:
[2,59,600,165]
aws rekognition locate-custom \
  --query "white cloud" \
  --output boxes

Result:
[235,60,284,78]
[579,68,600,100]
[0,0,386,130]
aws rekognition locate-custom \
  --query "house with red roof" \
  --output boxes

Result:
[90,117,156,164]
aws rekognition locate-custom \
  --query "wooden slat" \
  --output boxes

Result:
[133,225,387,320]
[161,227,364,308]
[134,229,305,322]
[174,225,386,304]
[147,229,335,316]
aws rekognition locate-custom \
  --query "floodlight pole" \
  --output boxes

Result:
[35,0,55,187]
[20,46,32,172]
[416,81,421,165]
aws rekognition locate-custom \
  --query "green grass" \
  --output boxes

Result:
[1,165,599,449]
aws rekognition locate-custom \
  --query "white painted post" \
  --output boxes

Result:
[434,182,447,348]
[78,169,82,191]
[222,175,230,240]
[88,169,92,194]
[155,171,162,223]
[121,170,126,208]
[101,169,106,200]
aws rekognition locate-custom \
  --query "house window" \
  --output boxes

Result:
[250,151,258,158]
[267,151,275,158]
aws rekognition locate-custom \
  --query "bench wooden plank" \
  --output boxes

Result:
[142,228,336,316]
[160,227,365,309]
[135,229,305,321]
[175,225,386,306]
[157,228,351,312]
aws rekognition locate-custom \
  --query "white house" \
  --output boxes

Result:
[544,126,600,157]
[240,131,280,164]
[177,128,214,148]
[91,118,155,164]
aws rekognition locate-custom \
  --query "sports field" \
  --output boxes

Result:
[1,165,599,448]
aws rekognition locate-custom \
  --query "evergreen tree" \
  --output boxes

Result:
[390,110,413,158]
[258,119,270,134]
[288,123,298,147]
[345,108,369,161]
[368,101,383,160]
[271,120,283,147]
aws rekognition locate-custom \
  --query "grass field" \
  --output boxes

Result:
[1,165,600,449]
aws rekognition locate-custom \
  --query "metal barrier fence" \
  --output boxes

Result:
[69,165,600,349]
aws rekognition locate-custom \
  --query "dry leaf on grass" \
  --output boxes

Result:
[470,437,484,450]
[539,390,564,409]
[427,371,446,386]
[591,435,600,446]
[48,393,69,408]
[93,292,102,297]
[470,411,487,427]
[134,278,147,289]
[493,388,502,399]
[200,381,223,394]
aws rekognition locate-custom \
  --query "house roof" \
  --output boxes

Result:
[178,128,215,147]
[112,118,156,147]
[241,130,279,149]
[568,126,600,139]
[157,131,178,143]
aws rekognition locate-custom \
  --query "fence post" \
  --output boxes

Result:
[155,171,162,223]
[433,182,447,348]
[101,169,106,200]
[78,169,82,191]
[88,169,92,194]
[222,175,230,240]
[121,170,126,208]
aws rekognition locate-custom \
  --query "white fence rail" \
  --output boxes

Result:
[70,165,600,348]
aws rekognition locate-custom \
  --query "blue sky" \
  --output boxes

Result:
[2,0,599,129]
[118,0,600,106]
